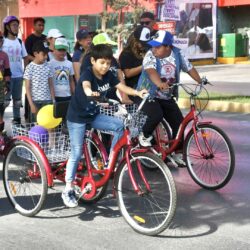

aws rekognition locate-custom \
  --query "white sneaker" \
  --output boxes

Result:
[61,189,78,208]
[171,153,186,167]
[139,133,153,147]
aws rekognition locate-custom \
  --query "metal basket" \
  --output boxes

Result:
[12,123,70,163]
[99,104,147,138]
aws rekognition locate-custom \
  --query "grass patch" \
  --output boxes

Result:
[179,90,250,104]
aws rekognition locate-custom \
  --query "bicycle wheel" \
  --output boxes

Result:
[115,152,177,236]
[153,118,172,150]
[184,123,235,190]
[78,136,108,204]
[3,140,48,216]
[142,118,172,169]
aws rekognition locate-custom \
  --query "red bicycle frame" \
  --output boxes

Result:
[154,104,211,160]
[82,128,149,196]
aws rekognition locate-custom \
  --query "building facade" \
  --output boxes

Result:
[17,0,157,52]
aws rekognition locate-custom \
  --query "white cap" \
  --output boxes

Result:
[54,37,69,50]
[47,29,63,39]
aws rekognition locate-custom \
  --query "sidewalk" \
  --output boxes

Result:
[179,64,250,113]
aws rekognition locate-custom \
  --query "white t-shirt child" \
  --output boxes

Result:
[49,59,74,97]
[24,62,53,101]
[2,38,28,78]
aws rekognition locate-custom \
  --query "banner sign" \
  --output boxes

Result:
[159,0,217,59]
[162,0,180,21]
[153,21,176,34]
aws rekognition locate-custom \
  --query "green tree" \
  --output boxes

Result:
[101,0,148,50]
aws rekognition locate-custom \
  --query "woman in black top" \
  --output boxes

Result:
[119,26,151,92]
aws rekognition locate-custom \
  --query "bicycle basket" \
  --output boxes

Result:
[12,123,70,163]
[99,104,147,138]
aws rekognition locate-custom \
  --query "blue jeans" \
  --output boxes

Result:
[5,78,23,119]
[65,114,124,183]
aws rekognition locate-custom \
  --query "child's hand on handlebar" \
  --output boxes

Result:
[158,82,169,91]
[136,89,148,99]
[91,91,100,96]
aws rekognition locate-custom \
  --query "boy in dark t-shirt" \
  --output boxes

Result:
[25,17,47,62]
[62,44,147,208]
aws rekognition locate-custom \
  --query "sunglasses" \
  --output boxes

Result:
[140,21,151,25]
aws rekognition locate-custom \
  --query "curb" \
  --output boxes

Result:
[178,98,250,113]
[217,56,250,64]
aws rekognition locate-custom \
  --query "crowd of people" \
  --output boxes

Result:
[0,11,203,208]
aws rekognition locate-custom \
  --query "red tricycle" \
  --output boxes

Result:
[2,95,177,236]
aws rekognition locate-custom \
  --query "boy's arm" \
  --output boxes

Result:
[73,62,80,82]
[117,69,132,104]
[69,75,75,94]
[116,82,147,99]
[3,52,11,82]
[25,79,37,113]
[82,81,99,96]
[48,77,55,102]
[123,65,142,78]
[145,68,169,91]
[187,67,202,84]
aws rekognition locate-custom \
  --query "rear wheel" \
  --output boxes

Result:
[3,140,48,216]
[115,152,176,236]
[184,124,235,190]
[152,118,172,150]
[143,118,172,169]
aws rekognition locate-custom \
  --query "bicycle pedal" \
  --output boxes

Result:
[166,155,178,168]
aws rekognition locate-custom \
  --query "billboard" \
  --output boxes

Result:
[159,0,217,59]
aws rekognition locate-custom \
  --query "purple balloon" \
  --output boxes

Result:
[28,125,49,144]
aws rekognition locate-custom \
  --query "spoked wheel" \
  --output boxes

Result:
[3,140,48,216]
[184,124,235,190]
[78,136,108,204]
[152,118,172,150]
[114,152,176,236]
[144,119,172,169]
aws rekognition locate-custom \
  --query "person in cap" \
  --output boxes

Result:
[140,11,157,35]
[0,30,11,134]
[136,30,202,165]
[24,40,55,122]
[49,37,75,103]
[119,26,151,96]
[72,29,92,81]
[47,28,72,62]
[2,15,29,125]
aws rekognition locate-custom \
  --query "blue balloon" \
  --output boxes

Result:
[28,125,49,144]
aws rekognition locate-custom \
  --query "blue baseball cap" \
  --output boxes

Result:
[76,29,89,40]
[148,30,173,47]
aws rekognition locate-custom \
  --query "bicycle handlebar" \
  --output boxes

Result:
[170,76,211,97]
[87,93,150,112]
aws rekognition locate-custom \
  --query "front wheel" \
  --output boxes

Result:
[184,124,235,190]
[114,152,177,236]
[3,140,48,216]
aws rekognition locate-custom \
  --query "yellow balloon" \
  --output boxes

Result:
[37,105,62,129]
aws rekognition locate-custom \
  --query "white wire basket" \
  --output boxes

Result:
[99,104,147,138]
[12,123,70,163]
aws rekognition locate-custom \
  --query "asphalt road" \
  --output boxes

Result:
[0,109,250,250]
[180,64,250,95]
